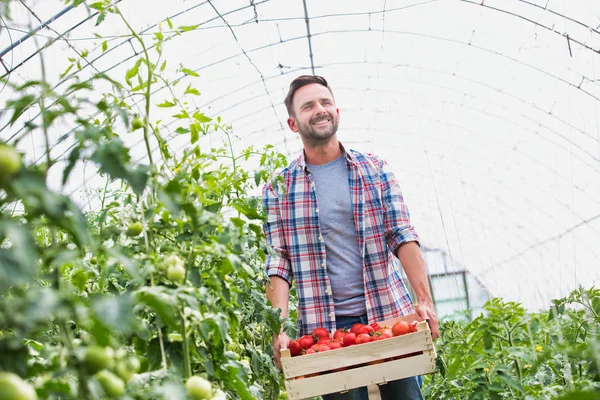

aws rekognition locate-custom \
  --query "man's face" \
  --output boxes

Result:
[287,83,340,144]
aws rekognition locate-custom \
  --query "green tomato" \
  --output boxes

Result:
[131,118,144,131]
[165,254,183,269]
[0,372,37,400]
[185,376,212,400]
[0,145,22,183]
[114,356,140,382]
[167,263,185,284]
[83,346,114,373]
[212,389,226,400]
[95,370,125,398]
[125,222,143,237]
[90,257,97,265]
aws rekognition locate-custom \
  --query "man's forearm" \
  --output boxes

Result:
[396,241,433,305]
[266,275,290,318]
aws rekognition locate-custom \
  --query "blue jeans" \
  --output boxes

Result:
[321,315,424,400]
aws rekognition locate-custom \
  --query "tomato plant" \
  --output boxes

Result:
[0,2,290,399]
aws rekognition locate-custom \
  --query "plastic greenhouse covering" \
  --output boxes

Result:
[2,0,600,315]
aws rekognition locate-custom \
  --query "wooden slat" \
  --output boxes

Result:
[281,329,433,379]
[285,352,436,400]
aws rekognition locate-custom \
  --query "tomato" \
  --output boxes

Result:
[343,332,356,346]
[131,118,144,131]
[356,333,372,344]
[316,338,333,345]
[392,321,410,336]
[312,327,330,341]
[0,145,22,183]
[0,372,37,400]
[333,329,346,341]
[315,344,330,352]
[329,342,342,350]
[370,322,381,331]
[185,376,212,399]
[380,328,393,339]
[115,356,140,382]
[125,222,143,237]
[96,370,125,397]
[167,263,185,284]
[298,335,315,350]
[84,346,114,373]
[350,323,363,335]
[358,325,374,335]
[213,389,227,400]
[409,320,419,333]
[289,340,301,357]
[305,348,315,355]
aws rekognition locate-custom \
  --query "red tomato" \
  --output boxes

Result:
[317,338,333,345]
[306,349,315,354]
[409,320,419,333]
[343,333,356,346]
[312,327,330,341]
[317,345,330,352]
[392,321,410,336]
[380,328,393,339]
[329,342,342,350]
[370,322,381,331]
[289,340,301,356]
[350,323,364,335]
[299,335,315,350]
[358,325,375,335]
[356,333,372,344]
[333,329,347,341]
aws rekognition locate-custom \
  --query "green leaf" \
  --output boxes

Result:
[184,84,200,96]
[181,68,199,77]
[136,287,179,330]
[101,40,108,52]
[62,145,81,185]
[60,63,74,79]
[91,293,134,335]
[90,138,150,196]
[157,100,176,108]
[178,25,199,32]
[556,391,600,400]
[192,111,211,123]
[0,220,38,290]
[6,94,36,126]
[166,18,173,29]
[125,59,142,86]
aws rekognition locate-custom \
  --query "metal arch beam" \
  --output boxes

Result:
[301,0,315,75]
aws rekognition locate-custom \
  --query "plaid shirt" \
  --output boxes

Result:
[262,145,419,336]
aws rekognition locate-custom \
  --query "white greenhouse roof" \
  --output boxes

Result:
[1,0,599,312]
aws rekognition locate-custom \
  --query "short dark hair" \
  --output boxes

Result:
[284,75,334,116]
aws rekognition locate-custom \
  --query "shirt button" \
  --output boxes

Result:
[325,288,331,295]
[318,235,323,241]
[316,208,319,213]
[329,312,334,319]
[321,262,326,268]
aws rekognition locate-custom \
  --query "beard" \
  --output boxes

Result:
[296,112,339,143]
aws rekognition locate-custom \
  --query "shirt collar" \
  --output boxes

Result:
[296,141,356,172]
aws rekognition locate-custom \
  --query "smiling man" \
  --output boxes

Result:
[263,75,439,400]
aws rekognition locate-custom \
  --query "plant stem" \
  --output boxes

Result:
[181,311,192,378]
[118,10,154,168]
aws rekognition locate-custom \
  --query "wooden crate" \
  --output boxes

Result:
[280,314,436,400]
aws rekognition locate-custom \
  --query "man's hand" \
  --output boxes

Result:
[272,331,292,371]
[415,301,439,340]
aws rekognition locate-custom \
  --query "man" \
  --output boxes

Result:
[263,75,439,400]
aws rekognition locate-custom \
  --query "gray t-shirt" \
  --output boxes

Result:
[307,155,366,316]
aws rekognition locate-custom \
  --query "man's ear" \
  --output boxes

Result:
[287,116,299,132]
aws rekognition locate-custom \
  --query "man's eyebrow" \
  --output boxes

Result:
[299,98,332,109]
